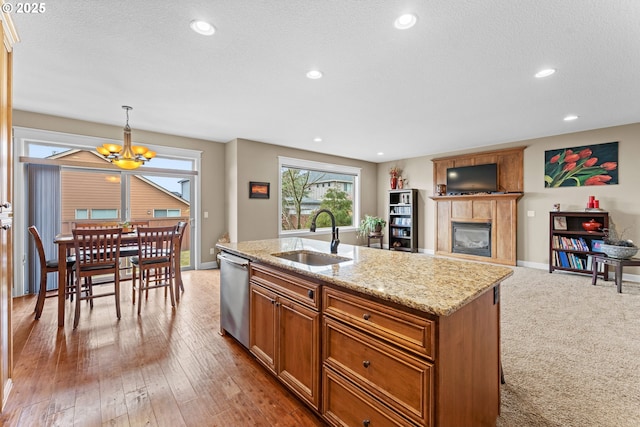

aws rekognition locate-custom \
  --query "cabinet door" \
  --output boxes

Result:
[250,283,278,373]
[278,298,320,410]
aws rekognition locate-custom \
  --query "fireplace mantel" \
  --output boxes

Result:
[430,193,522,266]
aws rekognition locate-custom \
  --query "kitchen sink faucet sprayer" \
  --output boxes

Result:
[309,209,340,254]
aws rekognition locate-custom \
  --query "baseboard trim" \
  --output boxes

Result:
[517,260,640,283]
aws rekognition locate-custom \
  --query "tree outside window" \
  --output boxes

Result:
[280,163,356,231]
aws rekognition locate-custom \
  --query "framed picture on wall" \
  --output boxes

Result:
[249,181,270,199]
[544,141,618,188]
[553,216,567,230]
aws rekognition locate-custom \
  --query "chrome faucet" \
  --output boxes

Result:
[310,209,340,254]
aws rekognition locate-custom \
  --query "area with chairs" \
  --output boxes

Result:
[29,221,189,329]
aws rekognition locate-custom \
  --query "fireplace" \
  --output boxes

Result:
[452,222,491,257]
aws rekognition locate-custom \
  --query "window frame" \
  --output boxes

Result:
[90,208,119,219]
[75,209,89,220]
[154,209,181,218]
[278,156,361,236]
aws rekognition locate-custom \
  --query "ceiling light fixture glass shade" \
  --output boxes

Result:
[563,114,579,121]
[190,20,215,35]
[306,70,323,79]
[394,14,417,29]
[535,68,556,78]
[96,106,156,170]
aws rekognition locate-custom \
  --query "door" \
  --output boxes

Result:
[249,282,277,373]
[0,14,17,411]
[278,299,320,410]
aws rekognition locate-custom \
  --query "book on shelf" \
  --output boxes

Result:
[591,239,604,252]
[559,251,569,268]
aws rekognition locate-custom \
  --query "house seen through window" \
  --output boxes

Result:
[279,157,360,233]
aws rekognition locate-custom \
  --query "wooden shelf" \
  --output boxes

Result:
[388,189,418,252]
[549,211,609,277]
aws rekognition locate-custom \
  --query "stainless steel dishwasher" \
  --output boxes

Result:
[218,251,250,348]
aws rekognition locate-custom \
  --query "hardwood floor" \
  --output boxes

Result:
[1,270,326,426]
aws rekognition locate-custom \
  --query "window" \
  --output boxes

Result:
[154,209,181,218]
[279,157,360,233]
[75,209,88,219]
[91,209,118,219]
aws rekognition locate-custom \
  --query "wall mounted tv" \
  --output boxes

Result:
[446,163,498,194]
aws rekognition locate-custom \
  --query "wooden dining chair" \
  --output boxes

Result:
[28,226,76,320]
[72,227,123,329]
[174,221,188,292]
[131,225,176,314]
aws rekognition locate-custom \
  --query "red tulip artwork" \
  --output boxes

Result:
[544,142,618,187]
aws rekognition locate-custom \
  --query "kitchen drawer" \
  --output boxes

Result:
[324,317,432,426]
[323,287,434,358]
[323,366,414,427]
[251,263,320,310]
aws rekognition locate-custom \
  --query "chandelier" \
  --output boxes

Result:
[96,106,156,170]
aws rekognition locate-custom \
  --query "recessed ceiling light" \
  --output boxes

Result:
[190,20,215,36]
[535,68,556,78]
[564,115,579,121]
[377,152,384,156]
[394,14,417,30]
[306,70,323,79]
[313,137,323,142]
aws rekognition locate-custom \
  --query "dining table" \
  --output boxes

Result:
[54,231,184,327]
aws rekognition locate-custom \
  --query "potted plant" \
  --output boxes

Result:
[358,215,387,238]
[118,221,132,233]
[602,222,638,259]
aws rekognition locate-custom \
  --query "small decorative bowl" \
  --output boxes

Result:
[582,219,602,232]
[601,244,639,259]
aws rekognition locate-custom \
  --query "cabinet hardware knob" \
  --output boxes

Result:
[363,313,370,320]
[1,224,10,231]
[362,360,370,368]
[362,420,370,427]
[307,289,314,299]
[0,202,10,209]
[270,299,276,304]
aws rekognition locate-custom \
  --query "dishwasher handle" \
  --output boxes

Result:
[218,253,250,268]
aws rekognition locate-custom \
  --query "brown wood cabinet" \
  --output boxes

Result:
[324,317,433,425]
[322,286,500,427]
[249,264,321,410]
[249,262,501,426]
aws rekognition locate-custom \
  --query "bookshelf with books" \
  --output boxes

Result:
[388,189,418,252]
[549,211,609,277]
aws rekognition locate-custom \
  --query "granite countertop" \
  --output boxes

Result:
[216,238,513,317]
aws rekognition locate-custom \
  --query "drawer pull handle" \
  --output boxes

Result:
[363,420,370,427]
[363,313,370,321]
[307,289,314,299]
[362,360,370,368]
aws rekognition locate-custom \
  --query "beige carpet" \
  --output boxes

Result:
[497,267,640,427]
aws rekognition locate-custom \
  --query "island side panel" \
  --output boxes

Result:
[435,286,500,427]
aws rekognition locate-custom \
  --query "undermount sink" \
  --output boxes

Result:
[272,250,351,266]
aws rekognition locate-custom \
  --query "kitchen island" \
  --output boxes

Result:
[216,238,513,427]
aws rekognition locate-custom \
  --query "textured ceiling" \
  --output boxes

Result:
[9,0,640,162]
